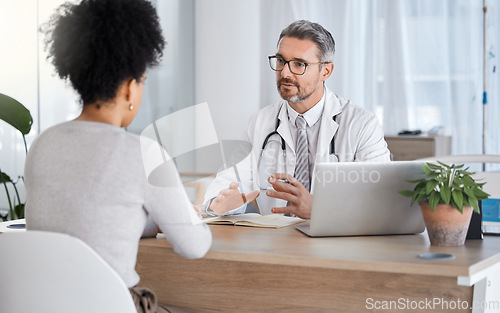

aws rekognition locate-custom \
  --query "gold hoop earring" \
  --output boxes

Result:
[129,104,134,111]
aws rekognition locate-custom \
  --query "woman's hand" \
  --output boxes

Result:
[209,182,259,214]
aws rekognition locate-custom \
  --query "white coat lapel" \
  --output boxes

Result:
[316,90,342,161]
[276,102,295,153]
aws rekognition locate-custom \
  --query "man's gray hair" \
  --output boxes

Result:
[278,20,335,62]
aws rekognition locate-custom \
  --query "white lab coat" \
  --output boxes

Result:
[204,88,390,215]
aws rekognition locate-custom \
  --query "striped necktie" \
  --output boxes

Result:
[294,115,310,191]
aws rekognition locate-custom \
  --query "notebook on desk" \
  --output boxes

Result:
[296,161,426,237]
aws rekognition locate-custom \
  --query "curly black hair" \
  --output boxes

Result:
[43,0,165,105]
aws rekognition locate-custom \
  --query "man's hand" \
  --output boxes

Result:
[266,173,312,219]
[210,182,260,215]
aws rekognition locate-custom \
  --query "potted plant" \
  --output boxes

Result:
[0,93,33,221]
[399,162,490,246]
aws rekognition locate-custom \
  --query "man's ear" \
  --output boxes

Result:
[320,62,334,82]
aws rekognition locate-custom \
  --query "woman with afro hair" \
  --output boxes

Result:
[24,1,212,312]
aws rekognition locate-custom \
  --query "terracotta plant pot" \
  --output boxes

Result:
[419,202,473,246]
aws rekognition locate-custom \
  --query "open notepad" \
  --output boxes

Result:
[203,213,304,228]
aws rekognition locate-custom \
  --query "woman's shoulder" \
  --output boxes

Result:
[37,120,127,135]
[30,120,141,153]
[28,121,74,150]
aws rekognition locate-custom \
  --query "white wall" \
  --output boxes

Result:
[38,1,81,131]
[194,0,261,141]
[129,0,196,174]
[0,2,39,212]
[192,0,262,174]
[129,0,195,135]
[0,0,81,213]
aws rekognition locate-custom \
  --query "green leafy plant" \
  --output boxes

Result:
[399,162,490,214]
[0,171,25,221]
[0,93,33,221]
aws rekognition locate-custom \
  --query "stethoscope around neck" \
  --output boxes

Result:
[257,104,339,190]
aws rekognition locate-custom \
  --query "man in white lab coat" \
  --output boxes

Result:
[201,20,390,219]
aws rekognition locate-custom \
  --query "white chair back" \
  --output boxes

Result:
[0,231,137,313]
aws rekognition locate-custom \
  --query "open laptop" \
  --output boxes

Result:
[296,161,426,237]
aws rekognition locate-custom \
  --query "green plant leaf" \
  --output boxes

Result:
[429,191,440,210]
[472,199,480,214]
[422,165,431,175]
[464,186,474,198]
[463,196,470,208]
[411,191,420,206]
[467,191,477,205]
[425,180,439,195]
[452,190,463,212]
[403,161,488,215]
[398,190,414,198]
[415,181,426,189]
[416,193,427,202]
[437,161,451,168]
[439,185,451,204]
[427,163,443,171]
[462,175,476,187]
[0,93,33,135]
[427,172,440,179]
[407,179,423,183]
[14,203,25,219]
[459,169,474,176]
[1,180,14,219]
[450,198,456,210]
[472,187,490,200]
[0,170,13,183]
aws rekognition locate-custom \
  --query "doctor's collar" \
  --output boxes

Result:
[286,90,326,128]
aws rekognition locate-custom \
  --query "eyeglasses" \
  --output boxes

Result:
[268,55,328,75]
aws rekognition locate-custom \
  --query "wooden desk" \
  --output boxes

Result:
[137,225,500,312]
